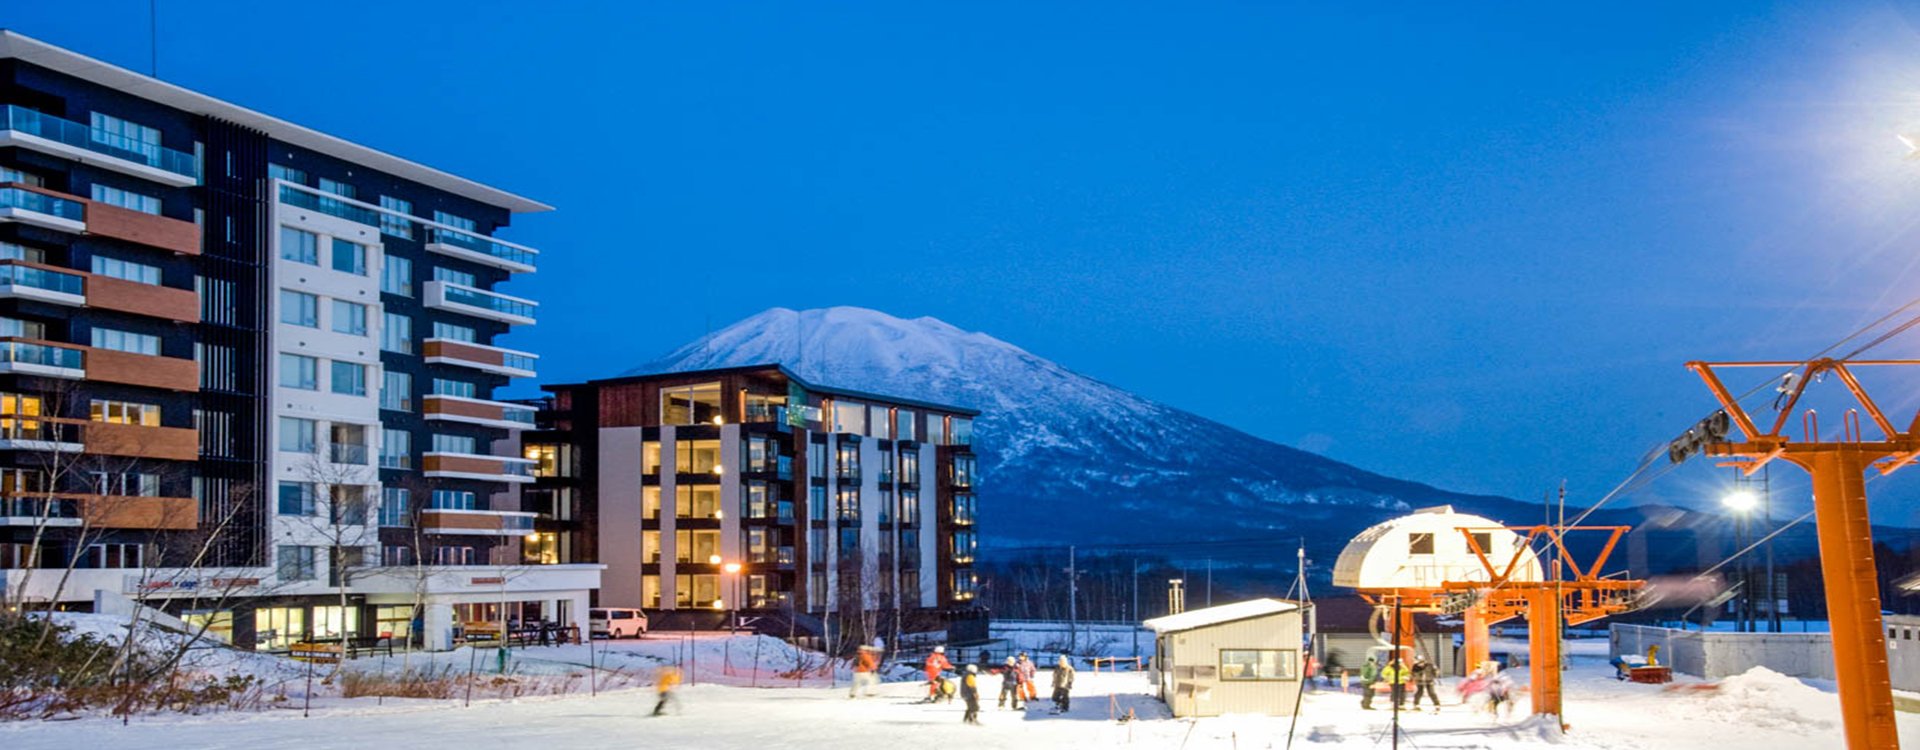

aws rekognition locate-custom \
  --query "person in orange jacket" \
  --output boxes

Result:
[850,645,880,698]
[923,645,953,702]
[1017,652,1038,702]
[651,666,682,716]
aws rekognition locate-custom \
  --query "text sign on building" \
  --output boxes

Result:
[471,576,506,585]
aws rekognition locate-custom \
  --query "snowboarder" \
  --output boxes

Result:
[849,645,880,698]
[922,645,953,703]
[1359,657,1381,709]
[651,665,682,716]
[960,664,982,724]
[1410,655,1440,711]
[1017,652,1039,703]
[1051,653,1076,713]
[997,657,1024,709]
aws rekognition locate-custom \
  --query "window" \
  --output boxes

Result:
[1469,532,1495,555]
[433,546,477,566]
[330,361,367,396]
[951,530,977,564]
[432,378,476,398]
[642,487,663,520]
[432,433,477,455]
[89,399,160,426]
[90,328,160,356]
[900,449,920,483]
[432,322,476,342]
[381,313,411,353]
[378,488,410,527]
[276,545,317,581]
[278,417,318,453]
[90,256,160,285]
[839,528,860,559]
[525,443,569,477]
[831,401,867,434]
[318,177,357,200]
[90,112,161,162]
[431,489,477,511]
[643,442,662,475]
[330,423,368,464]
[331,238,367,275]
[0,166,45,187]
[381,254,413,296]
[277,481,316,516]
[1408,532,1435,555]
[92,472,159,497]
[675,439,721,474]
[381,370,412,411]
[676,530,721,565]
[279,353,318,390]
[951,454,976,488]
[331,300,368,335]
[927,417,946,446]
[897,409,917,442]
[836,487,860,523]
[379,196,413,238]
[433,266,476,287]
[80,543,145,569]
[1219,650,1298,681]
[380,428,411,469]
[279,290,319,327]
[280,226,318,265]
[952,418,973,446]
[809,486,827,521]
[900,489,920,526]
[90,184,160,215]
[269,163,307,184]
[433,210,476,232]
[330,486,370,526]
[675,486,722,519]
[660,383,724,425]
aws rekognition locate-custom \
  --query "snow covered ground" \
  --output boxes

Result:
[3,635,1915,750]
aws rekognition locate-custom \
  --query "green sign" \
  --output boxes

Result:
[787,382,809,427]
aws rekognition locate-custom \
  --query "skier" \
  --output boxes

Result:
[651,665,682,716]
[1380,657,1410,709]
[1359,656,1381,710]
[1051,653,1076,713]
[1017,652,1039,703]
[960,664,982,725]
[1485,666,1516,717]
[997,656,1024,709]
[922,645,953,703]
[1410,654,1440,711]
[849,645,880,699]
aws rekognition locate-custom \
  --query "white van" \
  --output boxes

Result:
[590,608,648,639]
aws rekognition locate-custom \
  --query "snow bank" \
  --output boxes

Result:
[1682,666,1839,732]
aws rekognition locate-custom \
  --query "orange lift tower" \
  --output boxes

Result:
[1686,358,1920,750]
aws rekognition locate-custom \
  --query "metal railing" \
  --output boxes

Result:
[440,283,536,321]
[2,105,200,181]
[426,228,537,269]
[0,340,83,369]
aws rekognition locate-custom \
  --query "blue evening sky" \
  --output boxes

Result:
[11,1,1920,520]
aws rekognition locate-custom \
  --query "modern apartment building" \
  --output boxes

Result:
[0,30,599,650]
[519,364,982,640]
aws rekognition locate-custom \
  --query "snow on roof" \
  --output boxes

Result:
[1143,598,1299,634]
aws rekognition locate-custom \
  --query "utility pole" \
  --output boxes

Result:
[1206,558,1213,608]
[1131,557,1141,659]
[1067,546,1078,653]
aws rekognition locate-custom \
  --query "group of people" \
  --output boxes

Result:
[922,646,1076,725]
[1356,653,1443,712]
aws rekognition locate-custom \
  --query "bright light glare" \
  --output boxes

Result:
[1722,490,1760,513]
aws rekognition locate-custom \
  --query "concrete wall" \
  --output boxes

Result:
[1610,623,1836,682]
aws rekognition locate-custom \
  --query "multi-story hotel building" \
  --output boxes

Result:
[519,364,982,640]
[0,30,599,650]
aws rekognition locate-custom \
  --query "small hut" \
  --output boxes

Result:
[1145,598,1304,717]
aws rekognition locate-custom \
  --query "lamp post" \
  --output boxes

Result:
[1723,490,1759,632]
[722,561,743,634]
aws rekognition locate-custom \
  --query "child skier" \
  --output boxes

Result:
[997,656,1024,709]
[651,665,682,716]
[922,645,953,703]
[960,664,982,725]
[1051,653,1076,713]
[849,645,880,699]
[1017,652,1038,703]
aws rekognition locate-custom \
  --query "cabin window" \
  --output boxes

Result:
[1408,532,1435,555]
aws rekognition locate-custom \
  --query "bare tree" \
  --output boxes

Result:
[285,444,377,669]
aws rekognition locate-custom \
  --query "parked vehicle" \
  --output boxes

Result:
[590,608,648,638]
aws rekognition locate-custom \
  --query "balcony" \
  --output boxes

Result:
[0,106,200,186]
[277,183,379,226]
[0,186,85,233]
[418,508,539,536]
[0,262,85,306]
[422,338,538,378]
[424,228,537,273]
[73,494,198,530]
[0,339,84,379]
[0,417,84,452]
[423,394,537,430]
[80,419,198,461]
[422,452,537,483]
[84,346,198,390]
[424,281,536,326]
[0,497,81,527]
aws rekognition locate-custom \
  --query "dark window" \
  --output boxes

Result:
[1408,533,1435,555]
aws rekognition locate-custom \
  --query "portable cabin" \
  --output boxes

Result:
[1145,598,1304,717]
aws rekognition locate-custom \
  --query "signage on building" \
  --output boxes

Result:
[471,576,506,585]
[122,576,262,594]
[787,383,810,427]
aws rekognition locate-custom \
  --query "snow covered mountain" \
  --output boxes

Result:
[633,306,1525,553]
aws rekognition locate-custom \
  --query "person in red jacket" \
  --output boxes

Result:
[923,645,953,702]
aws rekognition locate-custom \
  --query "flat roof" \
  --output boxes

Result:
[1144,598,1300,634]
[0,29,552,213]
[550,363,982,416]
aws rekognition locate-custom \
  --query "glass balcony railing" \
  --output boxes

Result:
[503,407,537,426]
[426,228,537,269]
[441,284,536,321]
[0,419,80,443]
[0,188,84,223]
[500,514,535,533]
[0,341,83,369]
[501,352,537,373]
[501,461,535,479]
[278,184,379,226]
[1,105,201,182]
[330,444,370,465]
[0,497,78,519]
[0,264,85,297]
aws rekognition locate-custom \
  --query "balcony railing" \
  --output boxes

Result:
[440,283,536,321]
[0,187,84,223]
[0,418,83,446]
[426,228,538,270]
[278,183,379,225]
[330,443,370,465]
[1,106,201,183]
[0,264,85,298]
[0,497,78,520]
[0,340,84,370]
